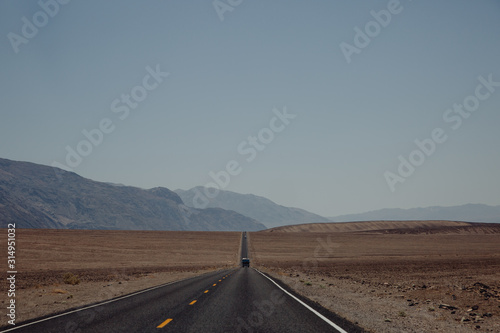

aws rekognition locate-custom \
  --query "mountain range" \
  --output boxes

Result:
[0,158,265,231]
[1,157,498,231]
[330,204,500,223]
[175,187,331,229]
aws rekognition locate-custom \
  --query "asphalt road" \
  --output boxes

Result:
[2,232,363,333]
[241,231,249,259]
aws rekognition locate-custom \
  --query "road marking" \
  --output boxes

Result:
[189,300,197,305]
[213,284,217,286]
[0,269,236,333]
[255,269,348,333]
[204,290,209,293]
[219,279,221,282]
[157,318,173,328]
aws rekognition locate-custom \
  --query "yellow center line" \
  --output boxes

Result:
[219,279,221,282]
[204,290,209,293]
[189,300,197,305]
[157,318,172,328]
[213,284,216,286]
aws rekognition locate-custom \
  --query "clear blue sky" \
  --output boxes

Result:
[1,0,499,217]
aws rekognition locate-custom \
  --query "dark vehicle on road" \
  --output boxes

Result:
[241,258,250,267]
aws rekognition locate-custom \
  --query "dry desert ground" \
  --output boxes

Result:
[1,221,500,333]
[250,221,500,332]
[0,229,241,324]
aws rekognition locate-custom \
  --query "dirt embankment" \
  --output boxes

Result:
[266,220,500,234]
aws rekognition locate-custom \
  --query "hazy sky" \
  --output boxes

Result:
[1,0,499,217]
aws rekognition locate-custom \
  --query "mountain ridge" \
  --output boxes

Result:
[175,186,331,229]
[330,204,500,223]
[0,158,265,231]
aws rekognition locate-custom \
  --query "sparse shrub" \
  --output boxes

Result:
[428,307,435,312]
[399,311,407,317]
[63,273,80,285]
[304,281,312,286]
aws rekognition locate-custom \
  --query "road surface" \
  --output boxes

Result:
[1,232,363,332]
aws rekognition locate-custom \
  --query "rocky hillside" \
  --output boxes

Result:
[0,158,265,231]
[175,187,330,229]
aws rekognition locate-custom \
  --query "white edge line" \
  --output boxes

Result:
[255,269,349,333]
[0,269,233,332]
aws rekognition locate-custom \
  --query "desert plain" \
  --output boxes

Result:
[0,229,241,325]
[251,221,500,332]
[1,221,500,332]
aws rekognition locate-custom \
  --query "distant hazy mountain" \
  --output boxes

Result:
[175,187,330,229]
[0,158,265,231]
[330,204,500,223]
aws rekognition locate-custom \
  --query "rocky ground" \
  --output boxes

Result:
[259,258,500,332]
[250,230,500,332]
